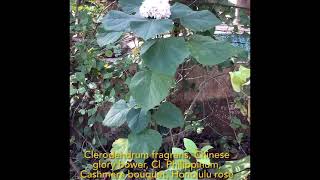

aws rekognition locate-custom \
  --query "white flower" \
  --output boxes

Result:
[139,0,171,19]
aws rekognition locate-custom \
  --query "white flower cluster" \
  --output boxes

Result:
[139,0,171,19]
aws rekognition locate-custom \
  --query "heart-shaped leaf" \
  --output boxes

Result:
[129,70,174,110]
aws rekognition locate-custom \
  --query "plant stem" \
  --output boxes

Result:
[70,158,80,175]
[170,129,175,147]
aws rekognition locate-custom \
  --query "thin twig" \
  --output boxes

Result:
[188,0,199,6]
[71,96,86,121]
[165,128,192,143]
[75,0,81,24]
[94,126,108,153]
[175,71,191,84]
[93,1,116,35]
[179,65,196,71]
[247,96,250,123]
[70,158,80,175]
[183,73,227,120]
[206,124,223,136]
[169,129,175,147]
[72,125,100,153]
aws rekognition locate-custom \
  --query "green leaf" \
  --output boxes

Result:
[97,31,123,47]
[235,99,247,116]
[105,49,113,57]
[172,147,185,155]
[170,147,190,170]
[180,11,221,32]
[130,19,174,40]
[229,65,250,92]
[142,37,190,76]
[102,10,139,32]
[140,39,157,54]
[102,10,173,40]
[128,96,137,108]
[170,2,194,19]
[171,2,221,32]
[230,117,242,129]
[201,145,213,152]
[78,87,86,94]
[87,107,97,116]
[70,86,77,95]
[129,70,174,110]
[102,99,131,127]
[119,0,143,14]
[104,73,113,79]
[88,116,95,126]
[217,155,250,174]
[127,108,151,134]
[110,88,116,97]
[188,35,243,65]
[95,113,104,122]
[128,129,162,163]
[110,138,132,170]
[183,138,198,155]
[79,109,86,115]
[75,72,86,82]
[196,151,211,165]
[153,102,184,128]
[237,133,244,143]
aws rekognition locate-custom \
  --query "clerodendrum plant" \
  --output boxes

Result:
[98,0,244,168]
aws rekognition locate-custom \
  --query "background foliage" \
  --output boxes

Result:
[70,0,250,179]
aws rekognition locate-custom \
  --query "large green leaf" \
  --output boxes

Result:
[142,37,190,76]
[170,2,193,19]
[171,2,221,32]
[127,108,151,134]
[128,129,162,163]
[96,31,123,47]
[130,19,173,40]
[188,35,242,65]
[118,0,143,14]
[102,10,173,40]
[180,10,221,32]
[103,99,131,127]
[102,10,139,31]
[110,138,132,170]
[140,39,157,54]
[153,102,184,128]
[129,70,174,110]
